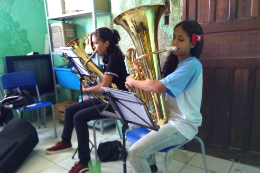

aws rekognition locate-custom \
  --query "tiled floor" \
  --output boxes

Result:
[1,116,260,173]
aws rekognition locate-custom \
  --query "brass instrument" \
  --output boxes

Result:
[114,4,176,126]
[66,38,117,103]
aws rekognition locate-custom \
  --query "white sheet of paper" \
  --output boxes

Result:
[60,47,90,76]
[101,87,153,127]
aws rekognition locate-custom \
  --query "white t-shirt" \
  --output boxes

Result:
[160,57,203,140]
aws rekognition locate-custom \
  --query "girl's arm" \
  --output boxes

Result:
[125,77,168,93]
[82,74,113,93]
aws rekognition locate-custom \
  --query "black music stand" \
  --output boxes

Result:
[62,53,97,159]
[100,87,160,173]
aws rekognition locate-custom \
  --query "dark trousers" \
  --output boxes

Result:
[61,98,114,165]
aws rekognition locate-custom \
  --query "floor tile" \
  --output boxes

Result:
[57,155,80,171]
[35,148,78,164]
[155,158,186,173]
[10,115,260,173]
[38,164,69,173]
[171,149,196,163]
[180,164,214,173]
[189,153,233,173]
[16,152,54,173]
[101,160,133,173]
[229,162,260,173]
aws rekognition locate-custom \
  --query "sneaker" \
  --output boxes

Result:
[46,141,72,154]
[69,162,89,173]
[150,164,158,173]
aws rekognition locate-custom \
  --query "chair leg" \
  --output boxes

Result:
[194,136,208,173]
[51,105,57,138]
[72,148,78,159]
[44,108,46,128]
[93,120,99,160]
[41,108,44,126]
[30,111,34,122]
[72,140,95,159]
[16,110,21,119]
[100,120,104,134]
[115,120,122,139]
[164,150,174,173]
[89,139,95,152]
[37,109,40,129]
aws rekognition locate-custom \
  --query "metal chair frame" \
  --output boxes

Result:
[0,71,57,138]
[126,127,208,173]
[72,117,117,160]
[0,87,3,99]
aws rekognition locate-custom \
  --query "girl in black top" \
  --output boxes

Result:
[46,27,128,173]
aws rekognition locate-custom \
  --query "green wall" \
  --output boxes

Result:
[0,0,47,90]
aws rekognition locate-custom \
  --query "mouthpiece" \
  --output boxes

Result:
[88,50,98,59]
[135,46,178,61]
[166,46,177,52]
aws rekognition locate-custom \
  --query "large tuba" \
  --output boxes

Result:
[114,4,174,126]
[65,38,117,103]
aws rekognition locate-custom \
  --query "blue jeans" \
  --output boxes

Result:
[128,123,188,173]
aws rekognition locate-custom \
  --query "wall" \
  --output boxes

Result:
[0,0,47,91]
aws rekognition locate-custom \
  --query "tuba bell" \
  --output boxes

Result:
[114,4,176,126]
[65,38,117,103]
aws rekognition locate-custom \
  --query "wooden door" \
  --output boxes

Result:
[182,0,260,166]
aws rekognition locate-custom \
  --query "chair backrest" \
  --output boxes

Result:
[0,71,40,100]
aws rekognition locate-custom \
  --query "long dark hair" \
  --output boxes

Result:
[163,20,204,77]
[90,27,124,63]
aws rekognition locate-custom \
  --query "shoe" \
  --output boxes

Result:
[69,162,89,173]
[150,164,158,173]
[46,141,72,154]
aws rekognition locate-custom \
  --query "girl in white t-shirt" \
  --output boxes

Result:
[125,20,204,173]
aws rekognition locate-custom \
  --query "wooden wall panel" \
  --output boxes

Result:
[250,0,259,17]
[197,0,209,23]
[182,0,260,166]
[187,0,197,20]
[201,17,260,33]
[197,58,260,166]
[229,0,237,20]
[216,0,229,22]
[208,0,216,22]
[250,69,260,152]
[199,69,214,143]
[201,29,260,59]
[210,69,233,146]
[230,69,255,149]
[237,0,251,19]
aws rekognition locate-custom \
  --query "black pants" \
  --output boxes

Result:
[61,98,114,165]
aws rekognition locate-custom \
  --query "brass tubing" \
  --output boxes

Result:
[136,46,177,61]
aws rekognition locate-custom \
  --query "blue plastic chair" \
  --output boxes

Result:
[1,71,57,138]
[126,127,208,173]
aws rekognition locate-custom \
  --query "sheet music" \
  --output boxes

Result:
[60,47,90,76]
[60,47,78,57]
[101,87,154,127]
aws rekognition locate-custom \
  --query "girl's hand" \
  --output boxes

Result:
[125,76,135,90]
[82,84,89,92]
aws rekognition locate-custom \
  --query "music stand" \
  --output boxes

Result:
[100,87,160,173]
[61,47,97,158]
